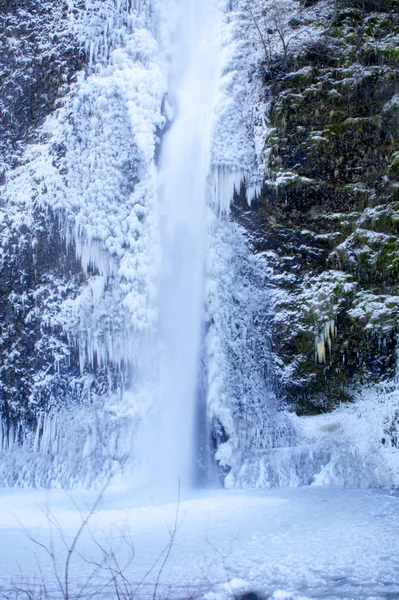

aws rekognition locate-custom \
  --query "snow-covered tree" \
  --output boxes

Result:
[236,0,308,64]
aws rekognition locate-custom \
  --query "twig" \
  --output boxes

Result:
[63,482,109,600]
[152,480,182,600]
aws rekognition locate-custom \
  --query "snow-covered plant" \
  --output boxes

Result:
[236,0,310,65]
[9,478,183,600]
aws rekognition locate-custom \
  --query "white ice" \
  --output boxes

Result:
[0,487,399,599]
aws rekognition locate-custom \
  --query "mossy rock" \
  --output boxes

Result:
[233,0,399,411]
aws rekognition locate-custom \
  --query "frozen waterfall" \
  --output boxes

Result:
[2,0,398,493]
[154,0,222,489]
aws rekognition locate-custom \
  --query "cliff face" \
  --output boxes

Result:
[0,0,87,430]
[0,0,84,171]
[233,0,399,414]
[0,0,153,465]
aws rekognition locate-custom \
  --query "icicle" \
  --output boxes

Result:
[40,414,50,456]
[246,180,262,207]
[51,416,57,455]
[315,319,337,364]
[210,166,261,216]
[210,166,243,216]
[8,423,14,453]
[33,415,42,453]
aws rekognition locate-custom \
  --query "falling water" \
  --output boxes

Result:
[155,0,221,489]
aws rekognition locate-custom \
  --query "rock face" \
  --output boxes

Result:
[0,209,84,428]
[0,0,84,171]
[0,0,87,432]
[233,0,399,414]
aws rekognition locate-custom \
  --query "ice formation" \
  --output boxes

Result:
[1,0,266,488]
[1,0,399,492]
[210,167,262,216]
[315,319,337,364]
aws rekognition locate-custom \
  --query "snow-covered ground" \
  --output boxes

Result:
[1,486,399,599]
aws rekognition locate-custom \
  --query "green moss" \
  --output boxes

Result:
[380,43,399,61]
[392,184,399,201]
[390,152,399,173]
[329,26,345,38]
[333,8,364,26]
[283,67,315,89]
[375,238,399,275]
[245,0,399,412]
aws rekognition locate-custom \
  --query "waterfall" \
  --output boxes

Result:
[0,0,270,489]
[2,0,399,492]
[155,0,222,489]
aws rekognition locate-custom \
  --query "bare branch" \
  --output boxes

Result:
[64,478,112,600]
[152,480,182,600]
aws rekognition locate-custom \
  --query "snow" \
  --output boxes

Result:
[231,385,399,489]
[209,1,268,214]
[348,293,399,329]
[1,486,399,599]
